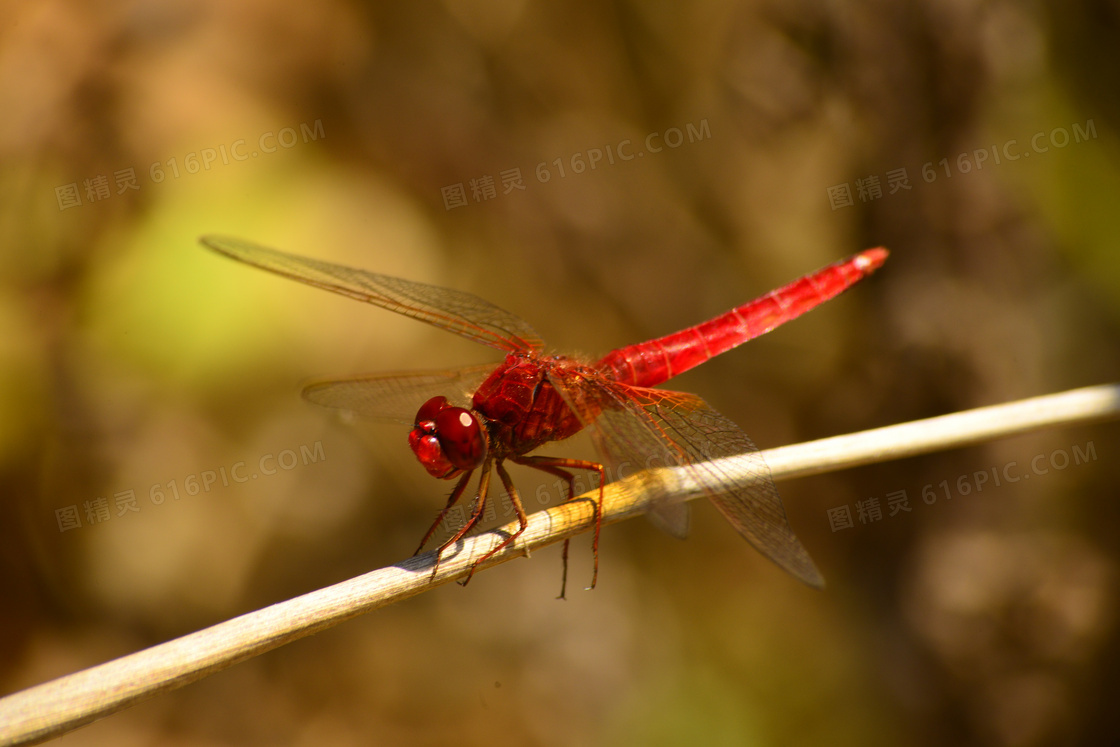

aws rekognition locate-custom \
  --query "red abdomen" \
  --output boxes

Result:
[596,248,887,387]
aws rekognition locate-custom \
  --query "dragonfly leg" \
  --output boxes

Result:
[463,460,528,586]
[431,465,492,582]
[515,456,605,594]
[513,459,575,598]
[559,537,570,601]
[414,470,475,556]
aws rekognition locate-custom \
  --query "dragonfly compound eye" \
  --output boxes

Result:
[408,397,487,478]
[414,395,451,425]
[434,407,487,470]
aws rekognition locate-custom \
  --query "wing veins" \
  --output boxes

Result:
[201,236,543,353]
[548,373,823,587]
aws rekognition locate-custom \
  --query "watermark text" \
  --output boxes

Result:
[826,441,1097,532]
[54,441,326,533]
[54,120,326,211]
[442,119,712,210]
[827,119,1098,210]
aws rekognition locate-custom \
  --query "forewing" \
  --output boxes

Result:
[302,364,496,424]
[201,236,543,353]
[550,373,824,588]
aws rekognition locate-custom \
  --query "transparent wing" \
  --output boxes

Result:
[644,500,691,540]
[549,372,824,588]
[302,364,496,424]
[201,236,543,353]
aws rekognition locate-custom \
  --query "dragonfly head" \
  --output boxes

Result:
[408,396,488,479]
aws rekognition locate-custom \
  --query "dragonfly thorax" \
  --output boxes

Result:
[408,396,488,479]
[472,354,585,455]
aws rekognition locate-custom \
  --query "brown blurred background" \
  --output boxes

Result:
[2,1,1119,745]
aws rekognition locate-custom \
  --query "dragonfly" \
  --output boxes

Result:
[201,236,887,596]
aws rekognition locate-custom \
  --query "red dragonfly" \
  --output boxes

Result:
[202,237,887,595]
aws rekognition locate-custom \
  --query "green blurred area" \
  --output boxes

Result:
[1,1,1118,745]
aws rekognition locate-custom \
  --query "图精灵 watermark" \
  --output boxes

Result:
[441,118,712,211]
[827,119,1098,210]
[826,440,1098,532]
[54,441,326,533]
[54,120,326,212]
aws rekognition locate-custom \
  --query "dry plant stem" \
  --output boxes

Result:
[1,383,1117,746]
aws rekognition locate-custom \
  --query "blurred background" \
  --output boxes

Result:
[2,1,1118,745]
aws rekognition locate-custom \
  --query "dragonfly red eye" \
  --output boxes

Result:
[434,406,486,469]
[408,397,487,479]
[415,396,450,425]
